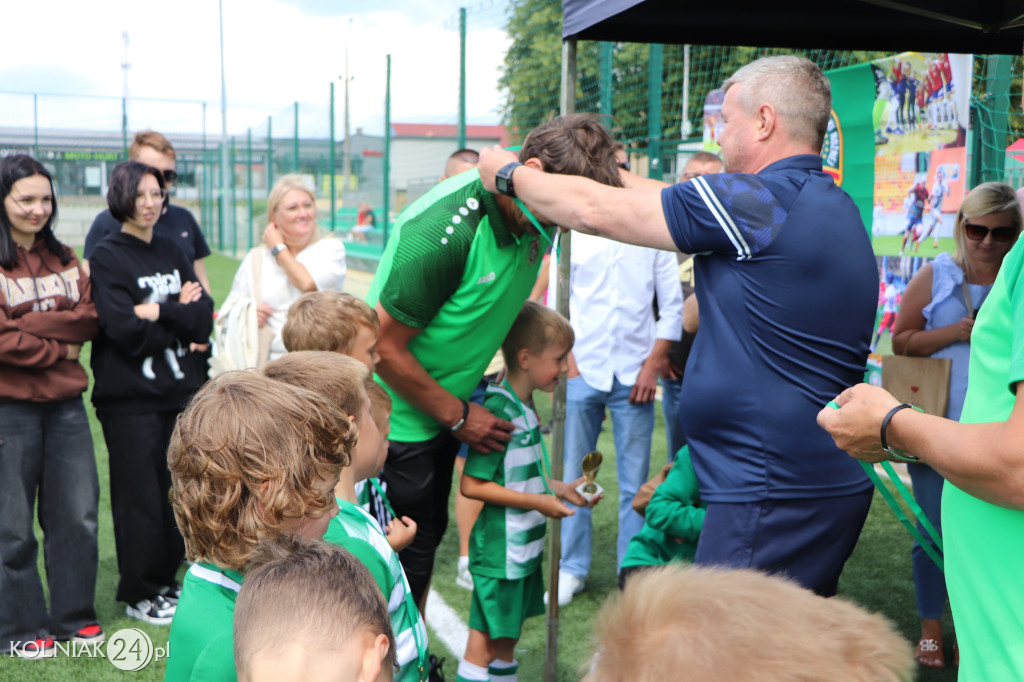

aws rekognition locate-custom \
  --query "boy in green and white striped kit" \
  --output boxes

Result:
[324,380,428,682]
[264,351,428,681]
[457,301,597,682]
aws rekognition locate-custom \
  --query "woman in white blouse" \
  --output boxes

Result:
[221,175,346,361]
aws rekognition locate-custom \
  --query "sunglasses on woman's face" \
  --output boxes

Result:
[964,223,1015,243]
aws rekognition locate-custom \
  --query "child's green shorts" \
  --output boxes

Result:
[468,567,545,639]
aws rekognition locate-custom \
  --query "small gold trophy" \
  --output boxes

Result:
[576,450,604,503]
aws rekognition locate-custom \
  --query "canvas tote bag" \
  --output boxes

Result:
[881,279,975,417]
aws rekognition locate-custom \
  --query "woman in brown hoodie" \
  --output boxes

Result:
[0,155,102,659]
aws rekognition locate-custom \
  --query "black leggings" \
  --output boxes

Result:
[376,431,461,605]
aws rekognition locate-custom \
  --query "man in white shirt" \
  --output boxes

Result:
[549,228,683,606]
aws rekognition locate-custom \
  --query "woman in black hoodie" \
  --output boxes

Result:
[0,154,101,658]
[89,161,213,626]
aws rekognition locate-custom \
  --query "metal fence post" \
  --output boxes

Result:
[293,101,300,173]
[247,128,254,251]
[267,116,274,192]
[383,55,391,245]
[330,81,336,231]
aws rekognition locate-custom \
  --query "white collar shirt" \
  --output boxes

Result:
[549,232,683,391]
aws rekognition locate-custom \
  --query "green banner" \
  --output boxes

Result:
[823,62,877,233]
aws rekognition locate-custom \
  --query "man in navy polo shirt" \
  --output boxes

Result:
[478,56,878,597]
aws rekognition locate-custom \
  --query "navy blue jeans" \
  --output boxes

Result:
[908,463,947,619]
[0,398,99,651]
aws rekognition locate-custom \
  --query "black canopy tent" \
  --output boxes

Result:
[540,3,1024,680]
[562,0,1024,54]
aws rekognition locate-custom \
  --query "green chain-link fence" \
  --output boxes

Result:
[2,0,1022,265]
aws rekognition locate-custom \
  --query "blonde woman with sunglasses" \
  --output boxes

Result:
[870,182,1019,670]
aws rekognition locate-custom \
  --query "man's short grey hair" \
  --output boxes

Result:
[723,56,831,151]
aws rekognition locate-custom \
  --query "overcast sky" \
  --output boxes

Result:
[1,0,510,137]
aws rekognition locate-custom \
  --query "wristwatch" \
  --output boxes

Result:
[449,399,470,433]
[495,162,522,198]
[270,243,287,259]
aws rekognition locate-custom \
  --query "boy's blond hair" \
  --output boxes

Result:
[264,351,369,420]
[501,300,574,370]
[282,291,380,354]
[585,565,914,682]
[168,371,354,571]
[366,380,392,436]
[234,534,396,681]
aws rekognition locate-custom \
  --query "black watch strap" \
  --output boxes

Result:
[495,162,522,198]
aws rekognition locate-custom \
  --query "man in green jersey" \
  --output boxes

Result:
[367,114,623,607]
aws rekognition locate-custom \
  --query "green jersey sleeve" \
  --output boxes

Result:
[1009,249,1024,392]
[376,206,478,329]
[644,447,706,543]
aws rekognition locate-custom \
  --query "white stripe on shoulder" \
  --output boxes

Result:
[188,563,242,593]
[692,176,751,260]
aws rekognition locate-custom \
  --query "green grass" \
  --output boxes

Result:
[873,234,954,258]
[4,249,956,680]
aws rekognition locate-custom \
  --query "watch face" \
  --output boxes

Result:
[496,162,518,197]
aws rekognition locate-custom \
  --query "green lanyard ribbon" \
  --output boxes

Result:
[827,401,944,571]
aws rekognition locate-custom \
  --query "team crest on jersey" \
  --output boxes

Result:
[529,238,540,265]
[821,109,843,186]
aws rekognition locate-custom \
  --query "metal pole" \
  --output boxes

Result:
[344,18,353,187]
[247,128,254,251]
[647,44,664,180]
[218,0,231,257]
[231,137,238,256]
[267,116,274,192]
[202,102,209,244]
[33,94,39,158]
[330,81,336,231]
[544,36,576,682]
[121,31,130,158]
[599,42,613,115]
[383,55,391,245]
[458,7,467,149]
[681,44,691,139]
[293,101,300,173]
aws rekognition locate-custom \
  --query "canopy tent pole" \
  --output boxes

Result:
[544,36,576,682]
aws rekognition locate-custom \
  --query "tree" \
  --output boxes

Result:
[500,1,1024,168]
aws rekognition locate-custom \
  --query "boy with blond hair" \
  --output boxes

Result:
[280,294,411,550]
[456,301,595,682]
[234,534,396,682]
[584,565,914,682]
[265,352,431,682]
[165,371,355,681]
[282,291,379,371]
[365,382,418,553]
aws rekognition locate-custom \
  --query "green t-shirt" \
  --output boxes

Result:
[942,239,1024,681]
[366,170,550,442]
[165,562,243,682]
[621,446,706,569]
[323,498,428,682]
[464,384,549,580]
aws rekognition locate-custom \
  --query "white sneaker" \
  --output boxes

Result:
[456,557,474,591]
[544,571,584,607]
[126,595,176,626]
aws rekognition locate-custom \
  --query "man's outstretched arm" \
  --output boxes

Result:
[479,146,680,252]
